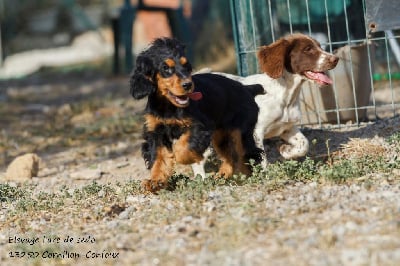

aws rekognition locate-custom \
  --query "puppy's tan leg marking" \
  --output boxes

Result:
[212,130,234,178]
[230,129,250,176]
[142,146,175,192]
[173,132,203,165]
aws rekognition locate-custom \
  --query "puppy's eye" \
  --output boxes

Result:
[162,64,174,75]
[162,64,170,71]
[304,45,313,52]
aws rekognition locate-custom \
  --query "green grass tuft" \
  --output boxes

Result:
[0,183,26,202]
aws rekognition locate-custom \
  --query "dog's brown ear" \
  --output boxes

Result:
[257,39,290,79]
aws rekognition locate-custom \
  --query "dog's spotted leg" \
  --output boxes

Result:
[279,127,309,159]
[191,148,212,179]
[142,146,175,192]
[191,160,206,179]
[254,126,267,168]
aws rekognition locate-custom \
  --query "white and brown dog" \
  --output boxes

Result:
[223,33,339,167]
[192,33,339,177]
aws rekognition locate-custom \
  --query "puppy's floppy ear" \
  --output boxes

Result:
[257,39,290,79]
[129,56,156,99]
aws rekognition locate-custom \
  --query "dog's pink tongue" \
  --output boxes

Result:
[305,71,333,85]
[188,92,203,101]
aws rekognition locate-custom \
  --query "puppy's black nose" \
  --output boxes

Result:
[182,81,193,91]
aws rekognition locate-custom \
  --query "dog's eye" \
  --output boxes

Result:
[162,64,170,71]
[162,64,174,75]
[304,45,313,52]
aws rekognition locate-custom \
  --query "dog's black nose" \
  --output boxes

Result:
[182,81,193,91]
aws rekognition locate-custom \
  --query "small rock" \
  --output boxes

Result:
[118,206,136,220]
[5,153,41,181]
[126,195,148,204]
[203,202,216,212]
[125,195,138,204]
[116,161,130,169]
[309,181,318,188]
[340,249,369,265]
[150,198,160,206]
[251,191,264,202]
[57,103,72,116]
[118,210,129,220]
[24,104,51,113]
[107,220,119,229]
[182,215,194,223]
[70,111,94,125]
[70,169,102,180]
[166,202,175,210]
[98,190,106,198]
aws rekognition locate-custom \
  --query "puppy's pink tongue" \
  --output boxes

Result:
[188,92,203,101]
[305,71,333,85]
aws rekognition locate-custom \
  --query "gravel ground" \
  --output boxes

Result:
[0,71,399,266]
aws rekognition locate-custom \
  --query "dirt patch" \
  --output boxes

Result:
[0,71,399,265]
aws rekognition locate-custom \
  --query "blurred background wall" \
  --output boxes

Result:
[0,0,236,77]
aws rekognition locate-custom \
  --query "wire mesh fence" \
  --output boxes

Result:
[230,0,400,127]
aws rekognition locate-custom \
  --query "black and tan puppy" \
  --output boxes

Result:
[130,37,263,192]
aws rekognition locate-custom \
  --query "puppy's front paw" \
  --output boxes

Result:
[215,162,233,179]
[280,142,308,159]
[142,179,167,193]
[279,144,293,159]
[141,142,154,169]
[280,144,307,159]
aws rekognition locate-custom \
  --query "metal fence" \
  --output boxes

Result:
[230,0,400,127]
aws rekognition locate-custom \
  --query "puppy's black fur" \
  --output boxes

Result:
[130,38,263,192]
